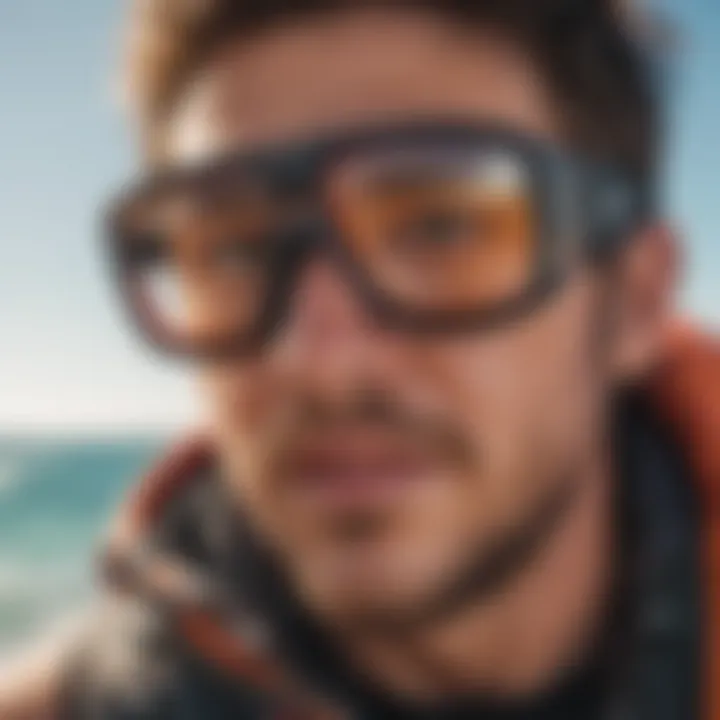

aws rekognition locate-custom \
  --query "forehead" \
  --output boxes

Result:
[166,8,561,164]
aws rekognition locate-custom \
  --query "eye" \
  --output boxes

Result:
[392,207,480,252]
[121,233,168,270]
[210,238,266,273]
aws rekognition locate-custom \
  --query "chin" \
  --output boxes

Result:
[309,576,424,624]
[293,533,450,623]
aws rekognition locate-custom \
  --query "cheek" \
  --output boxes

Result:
[200,361,280,483]
[418,276,607,502]
[203,335,339,427]
[411,344,536,533]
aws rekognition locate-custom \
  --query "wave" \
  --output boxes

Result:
[0,439,162,652]
[0,459,22,496]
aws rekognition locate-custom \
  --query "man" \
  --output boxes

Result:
[3,0,719,718]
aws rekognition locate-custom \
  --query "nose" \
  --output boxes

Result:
[270,258,384,391]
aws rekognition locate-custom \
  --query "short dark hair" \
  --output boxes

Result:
[123,0,666,181]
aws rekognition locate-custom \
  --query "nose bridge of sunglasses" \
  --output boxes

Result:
[265,205,341,303]
[273,199,380,310]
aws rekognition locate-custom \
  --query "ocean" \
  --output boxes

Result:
[0,438,164,656]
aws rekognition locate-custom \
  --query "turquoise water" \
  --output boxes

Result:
[0,438,163,654]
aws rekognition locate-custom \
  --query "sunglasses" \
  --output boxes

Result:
[105,121,651,360]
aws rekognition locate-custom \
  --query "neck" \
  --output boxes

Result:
[336,461,616,704]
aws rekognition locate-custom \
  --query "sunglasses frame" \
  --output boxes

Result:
[104,120,651,361]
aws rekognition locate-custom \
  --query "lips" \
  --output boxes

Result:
[281,435,433,511]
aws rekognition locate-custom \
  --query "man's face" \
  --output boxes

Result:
[164,9,628,624]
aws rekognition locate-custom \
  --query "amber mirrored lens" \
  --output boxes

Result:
[329,146,537,312]
[118,186,277,348]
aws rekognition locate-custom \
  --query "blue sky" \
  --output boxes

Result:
[0,0,717,433]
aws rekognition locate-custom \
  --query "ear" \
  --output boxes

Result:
[608,223,682,383]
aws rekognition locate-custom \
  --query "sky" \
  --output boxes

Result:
[0,0,718,434]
